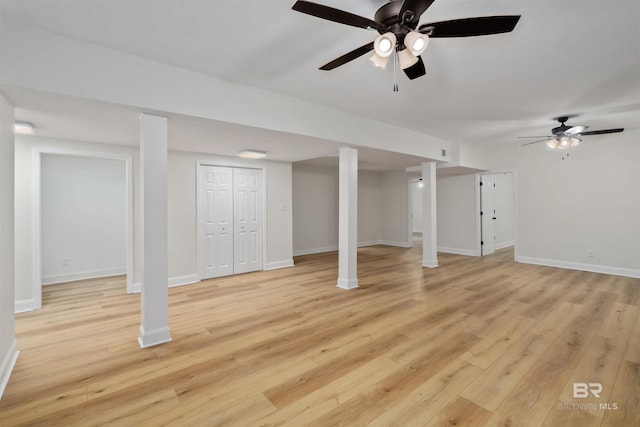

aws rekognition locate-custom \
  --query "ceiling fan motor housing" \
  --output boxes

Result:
[374,1,419,47]
[552,117,572,134]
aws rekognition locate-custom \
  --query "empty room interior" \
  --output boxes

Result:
[0,1,639,426]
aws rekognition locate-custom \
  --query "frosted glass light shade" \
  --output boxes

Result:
[405,31,429,55]
[374,32,396,57]
[370,52,390,68]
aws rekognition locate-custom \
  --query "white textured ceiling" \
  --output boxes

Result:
[1,0,639,168]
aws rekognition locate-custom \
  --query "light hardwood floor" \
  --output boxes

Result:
[2,245,639,426]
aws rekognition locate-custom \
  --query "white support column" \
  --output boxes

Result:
[337,147,359,290]
[422,161,438,268]
[138,113,171,348]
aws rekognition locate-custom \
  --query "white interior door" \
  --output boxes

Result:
[199,166,234,279]
[233,168,262,274]
[480,174,497,256]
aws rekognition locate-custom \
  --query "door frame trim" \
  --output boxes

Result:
[475,171,518,259]
[196,160,267,281]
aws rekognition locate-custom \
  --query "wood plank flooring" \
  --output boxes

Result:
[1,245,639,426]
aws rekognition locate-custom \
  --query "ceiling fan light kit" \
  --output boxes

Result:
[546,136,581,150]
[521,116,623,157]
[291,0,521,87]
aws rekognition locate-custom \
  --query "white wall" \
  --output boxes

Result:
[265,161,293,270]
[494,173,515,249]
[380,170,411,247]
[411,181,423,233]
[292,164,383,255]
[488,131,640,277]
[41,154,127,284]
[167,151,198,283]
[358,170,382,245]
[0,93,18,399]
[292,164,338,255]
[437,174,478,256]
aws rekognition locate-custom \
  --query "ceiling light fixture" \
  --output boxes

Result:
[373,32,396,57]
[14,121,35,135]
[546,136,581,150]
[369,52,390,69]
[404,31,429,56]
[238,149,267,159]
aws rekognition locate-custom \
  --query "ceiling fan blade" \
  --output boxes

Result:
[518,136,553,139]
[420,15,521,38]
[565,125,587,135]
[580,128,624,136]
[403,56,426,80]
[319,42,375,70]
[399,0,435,25]
[521,138,550,147]
[292,1,384,30]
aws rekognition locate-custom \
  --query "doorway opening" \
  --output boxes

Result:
[33,148,134,310]
[477,172,517,258]
[408,177,423,249]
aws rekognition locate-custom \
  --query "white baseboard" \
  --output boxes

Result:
[266,259,295,270]
[379,240,412,248]
[438,246,479,257]
[496,241,515,250]
[294,240,412,256]
[358,241,381,248]
[42,267,126,285]
[293,245,338,257]
[516,256,640,279]
[15,299,36,313]
[0,339,19,400]
[130,274,200,294]
[168,274,199,288]
[138,326,172,348]
[131,282,141,294]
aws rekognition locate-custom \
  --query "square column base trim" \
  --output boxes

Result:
[422,260,439,268]
[138,326,172,348]
[337,278,359,290]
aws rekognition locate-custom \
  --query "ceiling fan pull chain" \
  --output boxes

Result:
[393,48,399,92]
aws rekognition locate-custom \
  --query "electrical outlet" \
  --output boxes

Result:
[588,250,595,258]
[62,258,69,266]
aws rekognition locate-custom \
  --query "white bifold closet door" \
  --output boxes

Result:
[199,165,262,280]
[233,167,262,274]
